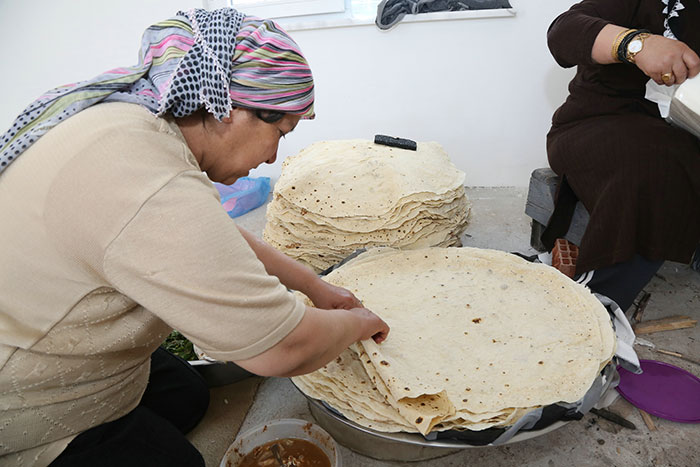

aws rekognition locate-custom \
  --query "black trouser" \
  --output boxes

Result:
[575,254,664,312]
[49,348,210,467]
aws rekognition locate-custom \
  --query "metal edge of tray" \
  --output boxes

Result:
[307,397,460,462]
[189,344,254,387]
[189,360,253,387]
[297,383,571,462]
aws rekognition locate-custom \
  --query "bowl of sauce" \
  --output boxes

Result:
[220,418,340,467]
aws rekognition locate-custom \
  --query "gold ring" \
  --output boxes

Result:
[661,72,674,83]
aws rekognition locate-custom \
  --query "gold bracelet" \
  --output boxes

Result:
[611,28,636,62]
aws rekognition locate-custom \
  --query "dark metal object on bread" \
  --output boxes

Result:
[374,134,417,151]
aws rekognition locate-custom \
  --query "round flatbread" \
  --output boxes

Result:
[264,140,470,272]
[293,247,616,434]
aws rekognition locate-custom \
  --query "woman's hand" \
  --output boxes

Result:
[236,304,390,377]
[307,280,389,344]
[635,35,700,86]
[591,25,700,85]
[347,306,390,344]
[304,278,390,344]
[305,278,363,310]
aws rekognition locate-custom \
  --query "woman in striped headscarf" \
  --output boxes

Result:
[0,9,388,467]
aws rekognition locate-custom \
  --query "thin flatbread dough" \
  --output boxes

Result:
[294,247,616,435]
[263,140,470,272]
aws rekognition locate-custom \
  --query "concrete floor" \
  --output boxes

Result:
[190,186,700,467]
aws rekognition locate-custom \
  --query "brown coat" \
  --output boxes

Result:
[546,0,700,273]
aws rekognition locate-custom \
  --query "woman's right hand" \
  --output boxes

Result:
[635,34,700,86]
[348,306,390,344]
[235,305,389,377]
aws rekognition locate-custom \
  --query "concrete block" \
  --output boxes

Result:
[525,168,590,249]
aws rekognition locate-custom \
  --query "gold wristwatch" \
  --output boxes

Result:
[626,33,651,64]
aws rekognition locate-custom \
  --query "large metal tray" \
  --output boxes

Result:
[189,360,253,387]
[190,344,253,387]
[296,385,570,462]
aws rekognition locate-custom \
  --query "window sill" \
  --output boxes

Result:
[278,8,517,32]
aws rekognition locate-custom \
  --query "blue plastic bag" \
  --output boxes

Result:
[214,176,271,218]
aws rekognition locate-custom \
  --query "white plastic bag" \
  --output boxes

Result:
[646,75,700,138]
[645,79,676,118]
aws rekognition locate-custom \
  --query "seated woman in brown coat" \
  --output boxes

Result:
[544,0,700,311]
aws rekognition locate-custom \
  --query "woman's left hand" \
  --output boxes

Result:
[635,35,700,86]
[306,279,363,310]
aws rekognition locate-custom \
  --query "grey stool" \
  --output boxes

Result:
[524,168,589,252]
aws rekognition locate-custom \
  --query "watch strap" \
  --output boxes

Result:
[618,29,651,65]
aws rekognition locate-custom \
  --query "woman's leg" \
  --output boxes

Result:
[575,255,664,312]
[140,348,211,434]
[547,114,700,274]
[49,348,209,467]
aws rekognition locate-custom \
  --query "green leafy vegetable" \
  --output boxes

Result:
[161,330,198,361]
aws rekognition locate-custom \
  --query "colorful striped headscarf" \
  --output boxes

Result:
[0,8,314,176]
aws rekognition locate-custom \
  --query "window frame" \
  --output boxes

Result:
[220,0,345,18]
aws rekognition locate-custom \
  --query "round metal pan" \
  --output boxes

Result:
[296,386,570,462]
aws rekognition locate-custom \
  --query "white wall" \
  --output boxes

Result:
[0,0,577,186]
[0,0,197,111]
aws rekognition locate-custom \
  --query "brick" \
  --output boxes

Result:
[552,238,579,278]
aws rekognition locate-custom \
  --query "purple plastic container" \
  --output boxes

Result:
[617,359,700,423]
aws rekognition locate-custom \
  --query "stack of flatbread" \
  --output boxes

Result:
[292,247,616,435]
[263,140,470,272]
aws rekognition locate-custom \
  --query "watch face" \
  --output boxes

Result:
[628,39,643,54]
